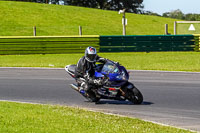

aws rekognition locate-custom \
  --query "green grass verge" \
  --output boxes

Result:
[0,101,191,133]
[177,23,200,35]
[0,1,178,36]
[0,52,200,72]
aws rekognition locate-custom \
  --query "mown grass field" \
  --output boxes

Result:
[0,1,178,36]
[0,52,200,72]
[0,101,192,133]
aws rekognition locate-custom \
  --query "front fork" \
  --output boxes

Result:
[119,88,126,96]
[120,82,135,98]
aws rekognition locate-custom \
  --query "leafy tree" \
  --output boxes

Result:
[164,9,185,19]
[97,0,144,13]
[162,9,200,21]
[185,14,196,21]
[96,0,107,9]
[144,11,160,16]
[65,0,98,8]
[162,9,183,19]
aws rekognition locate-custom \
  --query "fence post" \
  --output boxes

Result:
[122,11,126,36]
[165,24,168,35]
[174,21,177,35]
[33,26,36,36]
[79,26,82,36]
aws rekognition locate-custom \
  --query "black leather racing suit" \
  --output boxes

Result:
[75,55,106,88]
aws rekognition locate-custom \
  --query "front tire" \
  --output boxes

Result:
[127,87,143,104]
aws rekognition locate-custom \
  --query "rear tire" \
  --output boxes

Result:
[127,87,143,104]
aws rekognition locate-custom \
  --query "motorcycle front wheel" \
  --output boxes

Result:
[127,87,143,104]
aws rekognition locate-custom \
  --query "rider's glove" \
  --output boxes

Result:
[114,61,119,65]
[94,79,103,86]
[83,73,89,80]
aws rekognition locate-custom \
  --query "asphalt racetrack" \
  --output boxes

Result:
[0,68,200,131]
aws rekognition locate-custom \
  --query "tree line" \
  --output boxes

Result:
[145,9,200,21]
[162,9,200,21]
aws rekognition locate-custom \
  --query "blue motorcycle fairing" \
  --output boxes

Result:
[95,60,129,82]
[96,71,121,81]
[108,73,121,81]
[95,72,104,78]
[119,66,129,80]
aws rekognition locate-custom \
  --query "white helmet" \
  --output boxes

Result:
[85,47,97,62]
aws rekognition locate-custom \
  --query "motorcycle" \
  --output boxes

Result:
[65,60,143,104]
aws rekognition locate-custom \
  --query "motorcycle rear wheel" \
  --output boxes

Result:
[127,87,143,104]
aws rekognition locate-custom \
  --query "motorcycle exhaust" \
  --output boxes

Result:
[70,84,79,91]
[70,83,87,96]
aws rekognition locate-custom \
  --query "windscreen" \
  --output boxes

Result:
[101,61,119,74]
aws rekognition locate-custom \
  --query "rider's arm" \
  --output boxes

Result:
[75,56,86,76]
[96,55,107,64]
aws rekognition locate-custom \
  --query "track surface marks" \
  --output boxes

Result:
[0,68,200,131]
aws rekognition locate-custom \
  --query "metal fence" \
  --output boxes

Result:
[0,35,199,55]
[194,34,200,52]
[0,35,99,55]
[99,35,198,52]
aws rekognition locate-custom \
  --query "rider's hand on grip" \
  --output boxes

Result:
[83,73,89,80]
[94,79,104,86]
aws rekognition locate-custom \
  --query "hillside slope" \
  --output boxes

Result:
[0,1,177,36]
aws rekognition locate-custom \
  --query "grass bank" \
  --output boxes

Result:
[0,52,200,72]
[0,1,177,36]
[0,101,191,133]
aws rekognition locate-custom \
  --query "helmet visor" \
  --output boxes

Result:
[87,54,96,62]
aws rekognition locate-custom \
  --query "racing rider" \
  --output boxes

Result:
[75,46,107,92]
